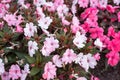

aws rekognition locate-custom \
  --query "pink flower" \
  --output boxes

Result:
[1,0,11,3]
[42,62,57,80]
[52,55,62,67]
[94,53,100,61]
[78,0,89,8]
[15,26,23,33]
[106,51,120,66]
[117,11,120,22]
[9,64,22,80]
[0,3,9,18]
[1,72,10,80]
[62,49,76,64]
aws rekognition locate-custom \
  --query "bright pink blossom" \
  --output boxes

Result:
[107,26,115,37]
[43,62,57,80]
[89,27,104,39]
[106,51,120,66]
[117,11,120,22]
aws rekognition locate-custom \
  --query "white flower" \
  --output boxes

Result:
[34,0,46,7]
[74,53,97,72]
[0,59,5,75]
[21,64,30,80]
[113,0,120,5]
[99,0,108,8]
[73,31,87,48]
[86,54,97,69]
[94,38,103,50]
[57,4,69,18]
[28,41,38,57]
[24,22,37,38]
[74,53,84,64]
[36,7,45,18]
[38,16,52,30]
[77,77,87,80]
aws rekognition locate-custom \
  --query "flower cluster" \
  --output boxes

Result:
[0,0,120,80]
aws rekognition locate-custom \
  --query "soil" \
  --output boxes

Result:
[91,53,120,80]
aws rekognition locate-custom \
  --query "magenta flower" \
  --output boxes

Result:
[106,51,120,66]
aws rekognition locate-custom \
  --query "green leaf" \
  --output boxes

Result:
[30,67,40,76]
[24,55,36,64]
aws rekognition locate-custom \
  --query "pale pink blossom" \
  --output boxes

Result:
[90,0,99,7]
[41,37,59,56]
[0,59,5,75]
[28,41,38,57]
[62,17,70,26]
[94,38,103,51]
[77,77,87,80]
[113,0,120,5]
[57,4,69,18]
[3,14,17,26]
[98,0,108,8]
[9,64,22,80]
[62,49,76,64]
[24,22,37,38]
[52,55,62,67]
[78,0,89,8]
[33,0,46,7]
[1,72,10,80]
[42,62,57,80]
[21,64,30,80]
